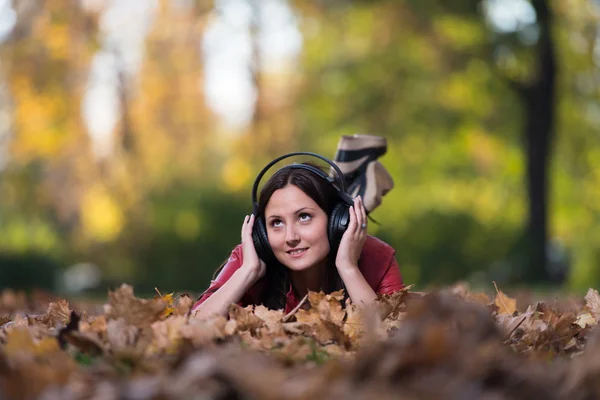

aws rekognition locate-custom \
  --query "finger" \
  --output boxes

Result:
[352,198,361,236]
[358,196,367,233]
[241,215,249,237]
[354,197,363,232]
[347,205,356,232]
[350,204,360,235]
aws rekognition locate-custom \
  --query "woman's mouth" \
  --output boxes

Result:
[287,248,308,258]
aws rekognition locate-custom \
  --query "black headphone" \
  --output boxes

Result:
[251,152,354,265]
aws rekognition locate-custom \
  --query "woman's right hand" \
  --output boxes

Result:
[240,214,267,281]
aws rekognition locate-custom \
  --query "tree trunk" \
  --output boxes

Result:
[521,0,557,282]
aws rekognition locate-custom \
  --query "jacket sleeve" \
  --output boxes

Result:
[191,245,244,311]
[376,251,404,295]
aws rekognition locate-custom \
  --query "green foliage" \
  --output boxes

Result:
[0,253,59,291]
[0,0,598,293]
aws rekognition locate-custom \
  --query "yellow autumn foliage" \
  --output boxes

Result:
[80,184,124,242]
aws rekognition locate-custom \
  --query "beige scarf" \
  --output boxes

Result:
[333,134,394,214]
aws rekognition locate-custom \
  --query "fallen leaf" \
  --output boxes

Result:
[108,284,167,327]
[585,288,600,319]
[494,285,517,315]
[175,294,194,316]
[155,289,175,319]
[254,305,285,334]
[42,299,71,327]
[342,304,363,343]
[180,315,228,346]
[147,315,187,355]
[228,304,263,333]
[575,313,597,329]
[106,318,139,353]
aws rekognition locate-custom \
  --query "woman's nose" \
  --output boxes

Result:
[285,225,300,244]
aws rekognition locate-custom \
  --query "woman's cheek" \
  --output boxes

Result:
[268,230,285,251]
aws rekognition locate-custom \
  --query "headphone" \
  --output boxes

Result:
[251,152,355,265]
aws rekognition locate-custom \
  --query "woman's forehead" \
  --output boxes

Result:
[265,185,320,214]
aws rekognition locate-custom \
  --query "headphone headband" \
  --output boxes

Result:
[251,152,352,211]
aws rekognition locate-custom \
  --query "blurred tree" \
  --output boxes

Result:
[1,0,100,228]
[85,0,219,284]
[290,0,525,286]
[288,0,600,290]
[483,0,557,283]
[2,0,600,294]
[0,0,101,284]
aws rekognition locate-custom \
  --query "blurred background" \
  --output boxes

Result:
[0,0,596,297]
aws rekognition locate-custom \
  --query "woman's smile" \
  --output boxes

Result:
[287,247,308,258]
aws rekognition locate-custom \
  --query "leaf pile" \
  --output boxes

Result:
[2,284,600,399]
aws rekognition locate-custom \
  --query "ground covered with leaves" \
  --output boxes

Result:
[2,284,600,399]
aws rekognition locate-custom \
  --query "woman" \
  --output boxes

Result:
[191,154,403,318]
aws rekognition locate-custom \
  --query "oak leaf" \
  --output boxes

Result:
[42,299,71,327]
[254,305,285,335]
[108,284,167,327]
[228,304,263,333]
[295,293,346,345]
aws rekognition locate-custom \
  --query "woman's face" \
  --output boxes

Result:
[264,184,330,271]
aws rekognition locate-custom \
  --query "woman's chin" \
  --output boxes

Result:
[278,254,316,271]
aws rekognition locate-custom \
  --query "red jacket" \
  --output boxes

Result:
[191,235,404,314]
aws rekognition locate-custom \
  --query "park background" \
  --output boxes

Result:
[0,0,597,297]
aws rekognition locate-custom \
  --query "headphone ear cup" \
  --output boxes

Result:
[252,216,274,264]
[328,202,351,255]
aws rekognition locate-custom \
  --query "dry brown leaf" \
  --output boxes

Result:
[107,284,167,327]
[575,313,597,329]
[228,304,263,333]
[154,290,175,319]
[307,291,326,308]
[180,315,228,346]
[0,315,11,327]
[175,294,194,316]
[376,286,415,320]
[146,315,187,355]
[106,317,139,353]
[62,330,105,356]
[90,315,108,335]
[317,293,345,327]
[295,308,321,325]
[42,299,71,327]
[343,304,363,343]
[254,305,285,334]
[585,288,600,319]
[3,328,38,357]
[494,287,517,315]
[450,282,491,307]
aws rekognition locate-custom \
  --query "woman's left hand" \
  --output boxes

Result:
[335,195,368,274]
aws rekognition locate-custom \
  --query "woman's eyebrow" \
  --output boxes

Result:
[294,207,315,214]
[266,207,316,220]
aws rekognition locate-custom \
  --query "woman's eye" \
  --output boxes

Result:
[299,213,311,222]
[271,219,283,228]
